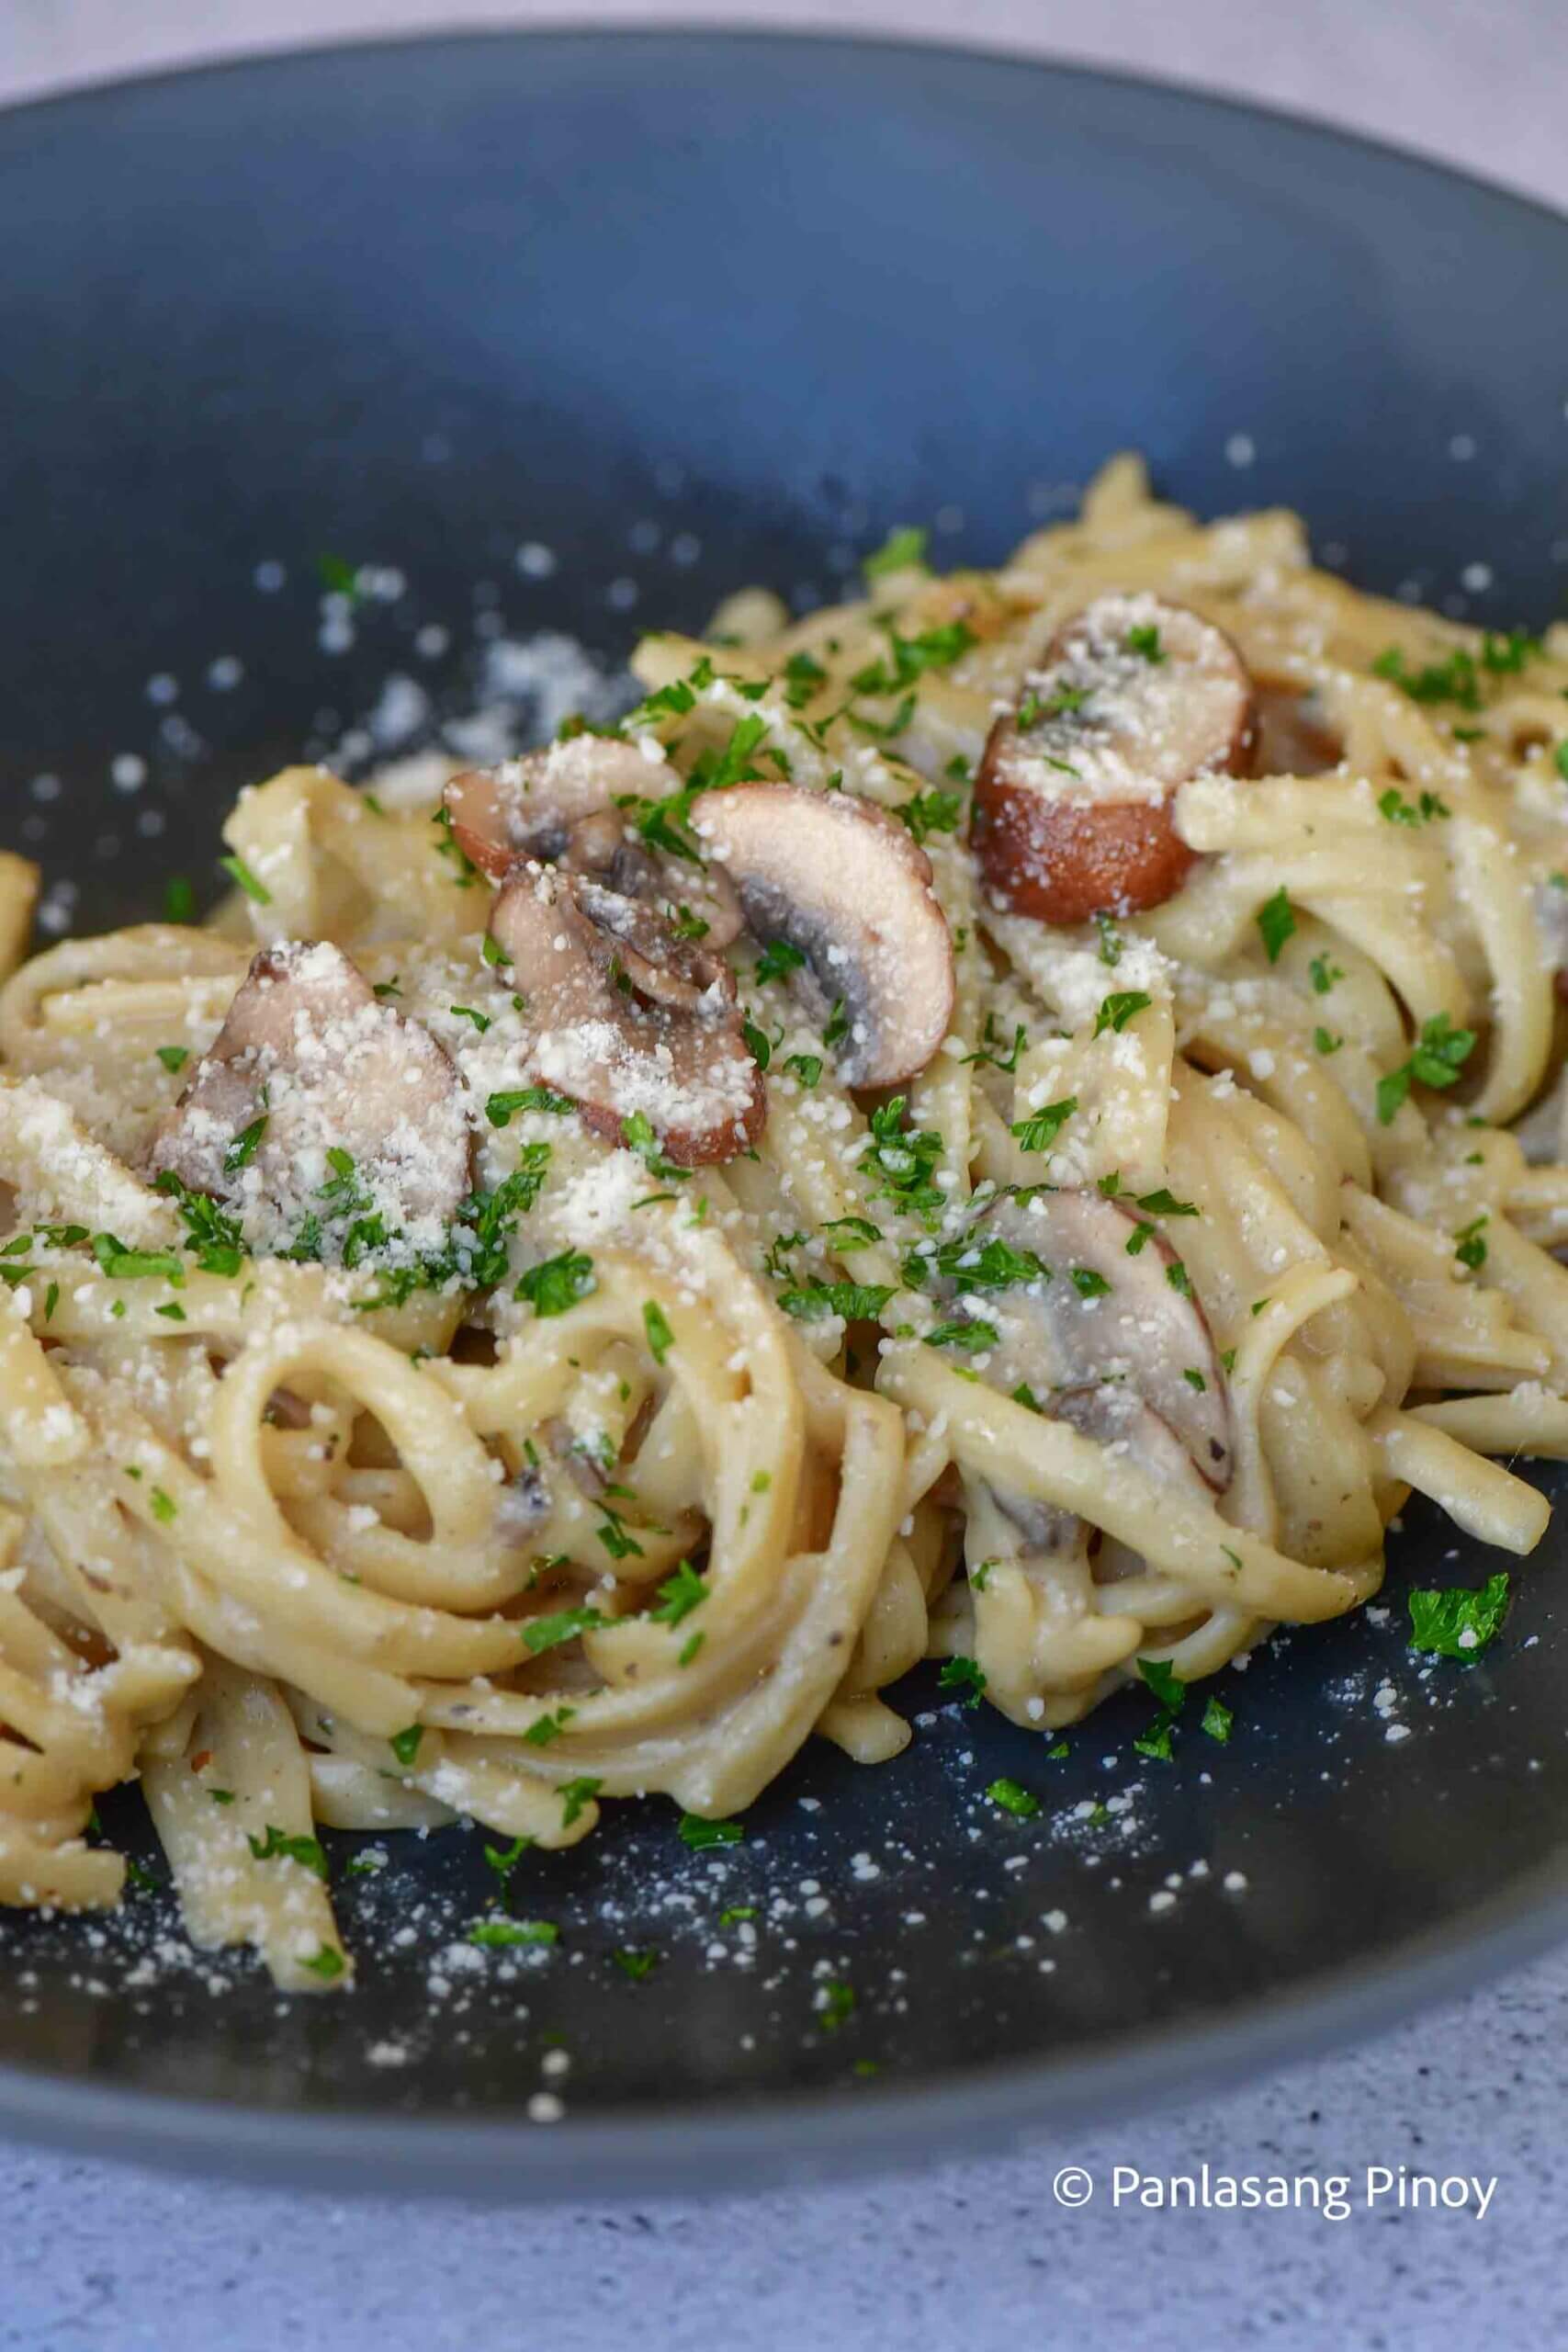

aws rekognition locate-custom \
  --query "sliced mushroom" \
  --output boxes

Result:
[691,783,955,1087]
[445,739,742,946]
[150,940,471,1251]
[1253,681,1341,777]
[489,863,764,1167]
[973,593,1257,924]
[923,1182,1232,1577]
[967,1185,1229,1480]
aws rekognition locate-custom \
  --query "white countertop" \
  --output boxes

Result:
[2,6,1565,2346]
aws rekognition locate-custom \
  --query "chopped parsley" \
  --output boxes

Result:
[482,1835,532,1897]
[987,1777,1040,1819]
[895,787,964,844]
[1375,1012,1477,1125]
[468,1917,558,1948]
[852,622,974,704]
[523,1708,576,1748]
[1134,1656,1185,1760]
[1453,1214,1489,1272]
[859,1097,945,1227]
[558,1777,602,1828]
[961,1015,1028,1074]
[1408,1570,1510,1659]
[163,876,197,923]
[1309,953,1343,995]
[1134,1187,1199,1217]
[1378,786,1450,825]
[1201,1695,1234,1743]
[1094,990,1151,1037]
[1137,1657,1185,1711]
[219,854,272,907]
[649,1560,707,1629]
[1010,1095,1077,1153]
[389,1724,423,1768]
[222,1114,267,1173]
[938,1654,987,1708]
[903,1235,1046,1292]
[92,1237,186,1283]
[431,804,479,886]
[783,650,828,707]
[522,1605,610,1656]
[486,1086,573,1125]
[923,1317,998,1351]
[778,1278,895,1323]
[642,1299,675,1363]
[1374,633,1539,709]
[300,1944,346,1983]
[612,1946,660,1981]
[754,935,807,987]
[1314,1027,1343,1056]
[247,1825,329,1879]
[1124,623,1165,662]
[863,525,928,580]
[155,1046,189,1073]
[1068,1267,1111,1301]
[678,1812,744,1849]
[818,1979,856,2032]
[1256,887,1296,964]
[514,1249,596,1317]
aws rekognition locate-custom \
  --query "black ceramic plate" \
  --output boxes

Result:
[2,31,1568,2200]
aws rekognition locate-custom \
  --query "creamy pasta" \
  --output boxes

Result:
[4,453,1566,1990]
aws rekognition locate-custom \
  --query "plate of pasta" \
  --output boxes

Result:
[4,29,1568,2195]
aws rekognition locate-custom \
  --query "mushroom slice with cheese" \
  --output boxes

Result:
[445,739,742,945]
[150,940,471,1255]
[921,1184,1232,1489]
[691,783,955,1087]
[973,593,1257,924]
[489,863,764,1168]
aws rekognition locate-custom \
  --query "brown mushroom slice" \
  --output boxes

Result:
[938,1186,1232,1487]
[973,593,1257,924]
[445,741,742,946]
[150,940,471,1251]
[691,783,955,1087]
[1253,682,1341,777]
[489,863,764,1168]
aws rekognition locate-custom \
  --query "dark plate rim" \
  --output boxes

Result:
[6,18,1567,242]
[2,25,1567,2199]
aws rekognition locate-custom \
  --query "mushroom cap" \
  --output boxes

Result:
[935,1184,1232,1488]
[445,740,742,946]
[150,940,471,1254]
[489,863,765,1168]
[974,592,1257,923]
[691,782,955,1088]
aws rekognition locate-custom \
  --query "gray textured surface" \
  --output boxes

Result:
[6,1950,1566,2348]
[3,6,1566,2346]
